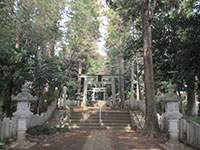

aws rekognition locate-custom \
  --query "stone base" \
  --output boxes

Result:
[10,140,36,150]
[159,142,192,150]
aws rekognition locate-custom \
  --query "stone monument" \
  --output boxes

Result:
[159,82,189,150]
[11,82,37,149]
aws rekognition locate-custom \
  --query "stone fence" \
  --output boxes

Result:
[0,100,57,141]
[157,113,200,149]
[135,81,200,149]
[58,98,77,108]
[179,119,200,149]
[137,100,145,114]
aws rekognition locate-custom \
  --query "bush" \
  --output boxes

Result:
[183,116,200,125]
[0,138,11,149]
[27,125,70,136]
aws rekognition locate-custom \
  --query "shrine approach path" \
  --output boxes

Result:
[29,129,166,150]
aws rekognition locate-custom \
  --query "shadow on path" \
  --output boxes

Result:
[29,130,166,150]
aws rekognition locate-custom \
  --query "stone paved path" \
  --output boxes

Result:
[82,130,112,150]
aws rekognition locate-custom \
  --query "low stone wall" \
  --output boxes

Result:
[157,116,200,149]
[0,117,17,141]
[27,100,57,128]
[137,100,145,114]
[58,98,77,108]
[0,100,57,141]
[129,110,144,130]
[179,119,200,149]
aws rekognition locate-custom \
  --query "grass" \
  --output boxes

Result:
[27,125,70,136]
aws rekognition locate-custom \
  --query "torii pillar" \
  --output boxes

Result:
[82,76,88,107]
[112,76,116,105]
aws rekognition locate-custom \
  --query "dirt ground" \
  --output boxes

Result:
[110,130,166,150]
[28,130,90,150]
[27,130,166,150]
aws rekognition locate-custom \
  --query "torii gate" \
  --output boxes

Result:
[80,74,121,107]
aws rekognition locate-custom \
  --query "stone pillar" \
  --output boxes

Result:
[76,92,81,107]
[159,82,184,150]
[130,60,137,109]
[63,86,67,107]
[11,83,37,149]
[112,77,116,105]
[103,88,106,101]
[92,88,95,101]
[82,77,88,107]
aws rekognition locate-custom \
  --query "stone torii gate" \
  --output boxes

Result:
[80,74,121,107]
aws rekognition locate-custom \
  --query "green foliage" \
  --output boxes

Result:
[183,116,200,125]
[27,125,70,136]
[0,0,77,115]
[64,0,101,74]
[152,1,200,93]
[0,138,11,149]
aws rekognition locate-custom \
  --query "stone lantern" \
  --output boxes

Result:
[11,82,37,149]
[159,82,184,149]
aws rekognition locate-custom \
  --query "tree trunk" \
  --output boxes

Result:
[130,59,136,108]
[15,0,22,49]
[198,75,200,116]
[119,56,125,108]
[141,0,160,137]
[186,77,196,116]
[117,16,125,108]
[77,59,82,93]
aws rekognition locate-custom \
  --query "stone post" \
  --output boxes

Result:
[76,92,81,107]
[130,60,137,109]
[11,83,37,149]
[112,77,116,105]
[63,86,67,107]
[92,88,95,101]
[103,88,106,101]
[82,76,88,107]
[159,82,185,150]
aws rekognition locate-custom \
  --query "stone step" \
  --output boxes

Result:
[70,123,131,126]
[70,107,133,131]
[72,107,113,111]
[71,111,129,114]
[71,113,130,117]
[71,119,131,123]
[70,116,131,120]
[72,108,129,113]
[69,125,132,130]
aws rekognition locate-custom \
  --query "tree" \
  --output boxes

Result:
[152,1,200,116]
[106,0,160,136]
[0,0,69,115]
[105,2,135,108]
[64,0,101,93]
[141,0,160,137]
